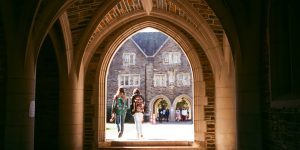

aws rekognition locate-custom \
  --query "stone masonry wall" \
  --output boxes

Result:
[262,1,300,149]
[107,39,147,122]
[267,107,300,149]
[151,38,193,103]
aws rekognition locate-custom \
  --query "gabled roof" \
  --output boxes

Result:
[131,32,168,56]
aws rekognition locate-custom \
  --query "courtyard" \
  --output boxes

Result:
[106,121,194,141]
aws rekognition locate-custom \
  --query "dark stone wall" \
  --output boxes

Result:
[0,19,6,150]
[262,0,300,149]
[266,107,300,149]
[35,36,59,150]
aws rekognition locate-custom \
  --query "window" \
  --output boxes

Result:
[123,53,135,66]
[168,71,175,86]
[177,73,190,86]
[118,74,140,87]
[162,52,181,64]
[154,74,167,87]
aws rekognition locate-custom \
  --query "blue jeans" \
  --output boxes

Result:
[115,112,126,133]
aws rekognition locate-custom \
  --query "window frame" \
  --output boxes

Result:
[162,52,181,65]
[177,73,190,86]
[123,53,136,66]
[118,74,140,87]
[153,74,167,87]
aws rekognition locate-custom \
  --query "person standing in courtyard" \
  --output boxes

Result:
[181,108,188,121]
[158,107,163,123]
[175,108,181,121]
[165,108,169,122]
[130,88,145,139]
[111,87,129,138]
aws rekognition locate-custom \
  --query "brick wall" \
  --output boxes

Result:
[86,0,224,54]
[83,31,118,149]
[177,27,216,148]
[67,0,106,48]
[87,0,143,46]
[187,0,224,48]
[266,107,300,149]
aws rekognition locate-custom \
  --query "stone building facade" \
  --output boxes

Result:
[107,32,193,122]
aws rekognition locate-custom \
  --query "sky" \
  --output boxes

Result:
[138,27,160,32]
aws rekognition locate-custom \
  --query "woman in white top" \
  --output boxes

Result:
[130,88,145,139]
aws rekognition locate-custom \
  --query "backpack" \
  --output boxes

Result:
[130,102,135,115]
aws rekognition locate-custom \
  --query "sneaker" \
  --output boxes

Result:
[118,132,123,138]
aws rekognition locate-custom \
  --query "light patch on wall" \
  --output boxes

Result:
[29,100,35,118]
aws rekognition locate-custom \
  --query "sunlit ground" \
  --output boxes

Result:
[105,121,194,141]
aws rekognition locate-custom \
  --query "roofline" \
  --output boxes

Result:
[130,38,149,57]
[152,37,169,57]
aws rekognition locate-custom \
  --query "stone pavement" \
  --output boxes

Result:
[105,121,194,141]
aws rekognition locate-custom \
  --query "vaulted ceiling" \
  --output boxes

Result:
[64,0,224,56]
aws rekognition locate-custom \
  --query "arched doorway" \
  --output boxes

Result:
[173,95,193,122]
[150,95,171,123]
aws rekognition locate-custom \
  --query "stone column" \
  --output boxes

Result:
[170,106,175,122]
[215,72,237,150]
[145,58,154,122]
[5,60,35,150]
[59,71,84,150]
[194,80,207,143]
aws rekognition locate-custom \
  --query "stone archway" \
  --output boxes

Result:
[149,95,171,123]
[85,19,212,148]
[82,4,235,149]
[172,94,193,122]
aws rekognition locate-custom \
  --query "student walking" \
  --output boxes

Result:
[130,88,145,139]
[111,87,129,138]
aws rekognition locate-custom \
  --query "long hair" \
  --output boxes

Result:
[114,87,126,99]
[132,88,140,95]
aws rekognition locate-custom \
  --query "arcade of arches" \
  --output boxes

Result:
[1,0,299,150]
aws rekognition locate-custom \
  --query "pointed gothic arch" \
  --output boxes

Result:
[149,95,172,119]
[82,2,236,149]
[83,18,214,148]
[173,94,193,121]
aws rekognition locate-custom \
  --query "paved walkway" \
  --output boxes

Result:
[105,121,194,141]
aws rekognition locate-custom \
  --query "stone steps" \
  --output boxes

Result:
[101,146,202,149]
[99,141,205,149]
